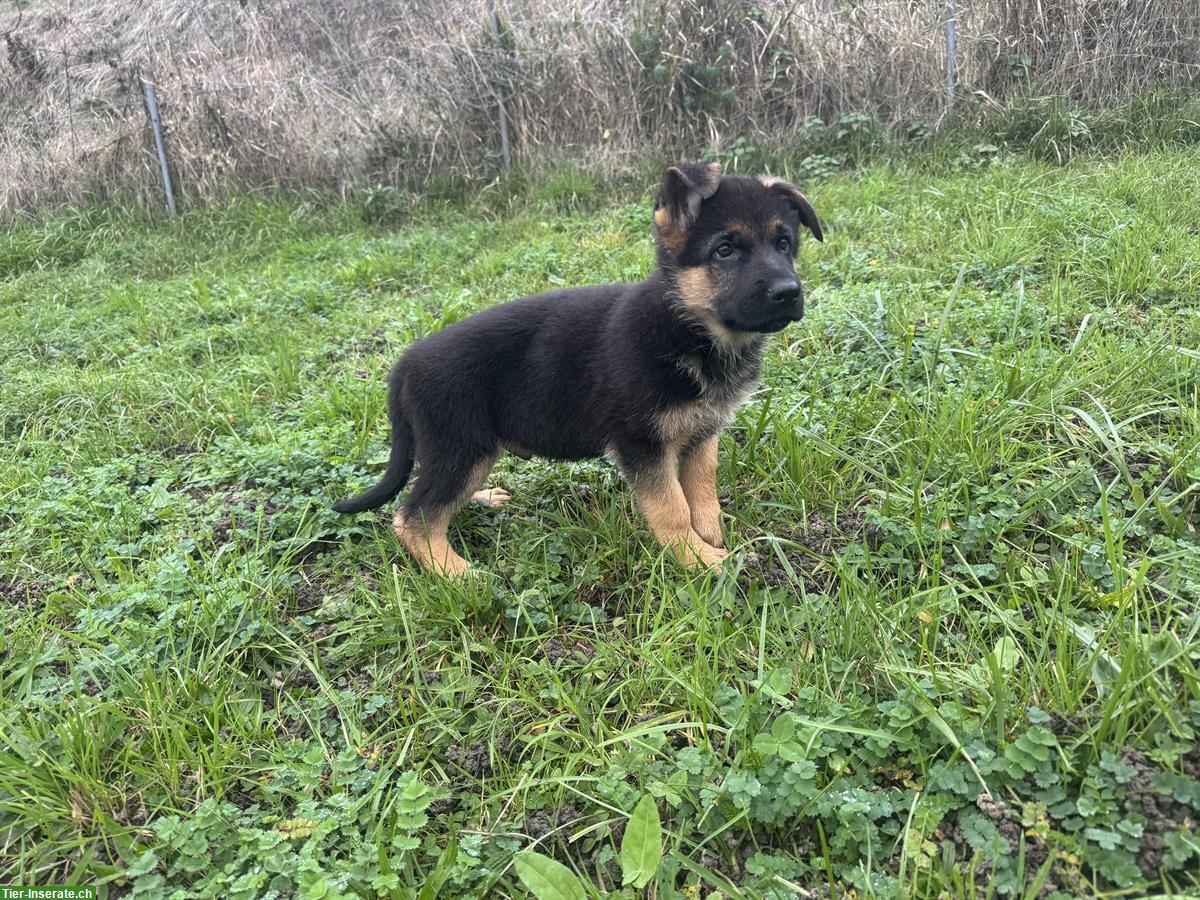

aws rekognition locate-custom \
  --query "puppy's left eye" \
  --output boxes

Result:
[776,236,791,254]
[713,242,735,259]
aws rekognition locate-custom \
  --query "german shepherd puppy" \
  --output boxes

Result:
[334,163,823,576]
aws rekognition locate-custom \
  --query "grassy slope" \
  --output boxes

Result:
[1,150,1199,898]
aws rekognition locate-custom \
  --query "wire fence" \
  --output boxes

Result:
[2,0,1199,215]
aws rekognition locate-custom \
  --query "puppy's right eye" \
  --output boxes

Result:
[713,242,735,259]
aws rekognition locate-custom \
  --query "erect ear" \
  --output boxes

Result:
[653,162,722,253]
[760,176,824,242]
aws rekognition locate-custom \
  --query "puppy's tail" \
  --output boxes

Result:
[334,371,415,514]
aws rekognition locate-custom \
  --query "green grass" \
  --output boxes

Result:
[2,149,1199,899]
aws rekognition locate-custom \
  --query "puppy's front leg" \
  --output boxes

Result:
[679,435,723,549]
[630,455,727,570]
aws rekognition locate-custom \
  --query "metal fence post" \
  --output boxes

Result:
[488,4,513,177]
[142,79,177,216]
[945,0,957,111]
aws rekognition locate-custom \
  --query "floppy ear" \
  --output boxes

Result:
[760,176,824,242]
[654,162,722,253]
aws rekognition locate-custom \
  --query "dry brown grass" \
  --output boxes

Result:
[2,0,1198,213]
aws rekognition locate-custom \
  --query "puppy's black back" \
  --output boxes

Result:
[399,284,618,460]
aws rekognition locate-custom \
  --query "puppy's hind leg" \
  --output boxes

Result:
[394,451,499,577]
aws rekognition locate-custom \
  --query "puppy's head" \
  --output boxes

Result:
[654,163,824,342]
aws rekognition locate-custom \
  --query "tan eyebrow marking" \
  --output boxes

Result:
[721,220,754,243]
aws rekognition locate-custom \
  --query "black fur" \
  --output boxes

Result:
[334,166,823,569]
[332,367,414,513]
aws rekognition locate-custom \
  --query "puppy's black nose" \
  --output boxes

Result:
[767,279,801,304]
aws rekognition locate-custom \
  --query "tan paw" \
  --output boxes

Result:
[432,554,472,578]
[695,542,729,569]
[675,538,727,570]
[470,487,512,507]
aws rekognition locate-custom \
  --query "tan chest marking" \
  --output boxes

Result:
[654,388,751,446]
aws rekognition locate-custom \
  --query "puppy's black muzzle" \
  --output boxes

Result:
[724,279,804,333]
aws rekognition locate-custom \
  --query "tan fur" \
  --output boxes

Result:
[394,508,468,577]
[654,384,746,441]
[632,456,726,569]
[724,219,755,241]
[676,267,718,314]
[654,402,713,446]
[655,205,688,256]
[679,435,722,548]
[674,266,762,349]
[394,454,500,577]
[655,198,703,256]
